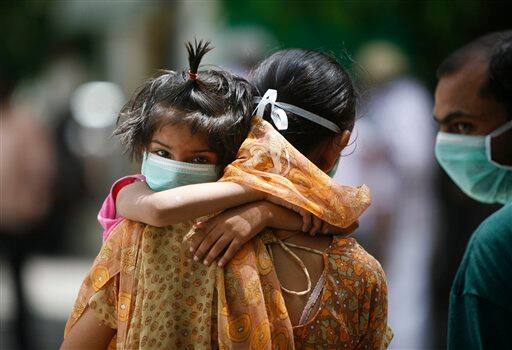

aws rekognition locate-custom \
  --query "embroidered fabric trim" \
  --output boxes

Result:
[298,269,326,326]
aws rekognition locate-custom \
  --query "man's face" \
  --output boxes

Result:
[434,57,511,165]
[434,59,508,136]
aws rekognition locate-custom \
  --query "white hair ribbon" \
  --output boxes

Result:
[254,89,289,130]
[254,89,341,133]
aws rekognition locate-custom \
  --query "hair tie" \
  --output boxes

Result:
[188,70,198,81]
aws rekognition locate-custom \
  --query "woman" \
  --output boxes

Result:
[63,46,391,349]
[193,49,392,349]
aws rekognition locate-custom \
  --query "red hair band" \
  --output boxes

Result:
[188,70,198,80]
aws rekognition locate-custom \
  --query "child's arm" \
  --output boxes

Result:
[187,201,354,267]
[60,307,115,350]
[116,180,267,227]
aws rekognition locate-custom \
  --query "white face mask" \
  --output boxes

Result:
[141,152,222,191]
[435,120,512,205]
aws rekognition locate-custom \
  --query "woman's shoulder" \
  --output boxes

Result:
[327,236,387,286]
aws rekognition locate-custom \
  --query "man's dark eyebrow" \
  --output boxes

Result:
[433,111,477,123]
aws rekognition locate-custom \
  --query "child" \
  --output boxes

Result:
[62,40,340,350]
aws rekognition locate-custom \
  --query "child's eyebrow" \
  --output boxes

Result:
[151,139,214,154]
[151,139,171,149]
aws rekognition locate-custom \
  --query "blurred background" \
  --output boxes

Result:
[1,1,510,349]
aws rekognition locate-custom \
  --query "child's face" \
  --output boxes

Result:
[149,123,219,165]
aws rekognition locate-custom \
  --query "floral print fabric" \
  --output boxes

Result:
[64,117,390,349]
[290,237,393,349]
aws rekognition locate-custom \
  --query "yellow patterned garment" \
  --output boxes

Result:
[64,117,389,349]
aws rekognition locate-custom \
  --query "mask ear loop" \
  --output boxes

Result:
[485,120,512,170]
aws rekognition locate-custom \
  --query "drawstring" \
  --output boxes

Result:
[266,237,324,296]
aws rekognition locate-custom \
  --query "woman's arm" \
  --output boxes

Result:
[116,181,267,227]
[60,307,116,350]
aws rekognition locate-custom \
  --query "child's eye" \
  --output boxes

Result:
[191,156,208,164]
[155,149,170,158]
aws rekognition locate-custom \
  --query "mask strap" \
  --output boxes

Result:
[486,120,512,170]
[489,120,512,137]
[254,89,341,133]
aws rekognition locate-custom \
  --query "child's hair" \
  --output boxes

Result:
[249,49,356,155]
[115,39,255,166]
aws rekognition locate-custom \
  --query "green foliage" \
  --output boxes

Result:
[222,0,512,88]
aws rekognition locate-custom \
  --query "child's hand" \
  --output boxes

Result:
[186,202,272,267]
[265,195,321,235]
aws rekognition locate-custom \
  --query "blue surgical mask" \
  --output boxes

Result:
[141,152,222,191]
[435,121,512,205]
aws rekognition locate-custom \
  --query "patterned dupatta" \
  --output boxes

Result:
[64,117,371,349]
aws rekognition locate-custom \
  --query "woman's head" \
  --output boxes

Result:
[115,40,255,167]
[250,49,356,172]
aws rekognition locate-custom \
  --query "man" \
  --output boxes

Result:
[434,30,512,349]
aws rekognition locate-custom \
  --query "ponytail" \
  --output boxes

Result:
[186,39,212,81]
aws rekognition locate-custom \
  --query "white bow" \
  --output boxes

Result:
[254,89,289,130]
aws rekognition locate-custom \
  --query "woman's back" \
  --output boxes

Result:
[250,48,392,348]
[270,231,392,349]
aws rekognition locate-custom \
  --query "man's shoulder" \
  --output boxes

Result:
[466,204,512,258]
[452,204,512,307]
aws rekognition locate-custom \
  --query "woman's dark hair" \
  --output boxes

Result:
[249,49,356,155]
[115,39,255,166]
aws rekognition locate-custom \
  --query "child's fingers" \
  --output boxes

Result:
[187,219,216,252]
[193,227,223,262]
[301,213,312,232]
[186,230,204,253]
[309,216,322,236]
[218,239,243,268]
[203,234,233,266]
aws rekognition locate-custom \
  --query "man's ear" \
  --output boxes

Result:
[318,130,351,172]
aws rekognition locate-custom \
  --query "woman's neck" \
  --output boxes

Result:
[274,229,332,251]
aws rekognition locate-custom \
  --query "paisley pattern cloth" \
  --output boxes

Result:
[289,236,393,349]
[64,117,389,349]
[211,233,393,350]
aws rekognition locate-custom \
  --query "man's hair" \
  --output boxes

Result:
[437,30,512,118]
[115,39,255,166]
